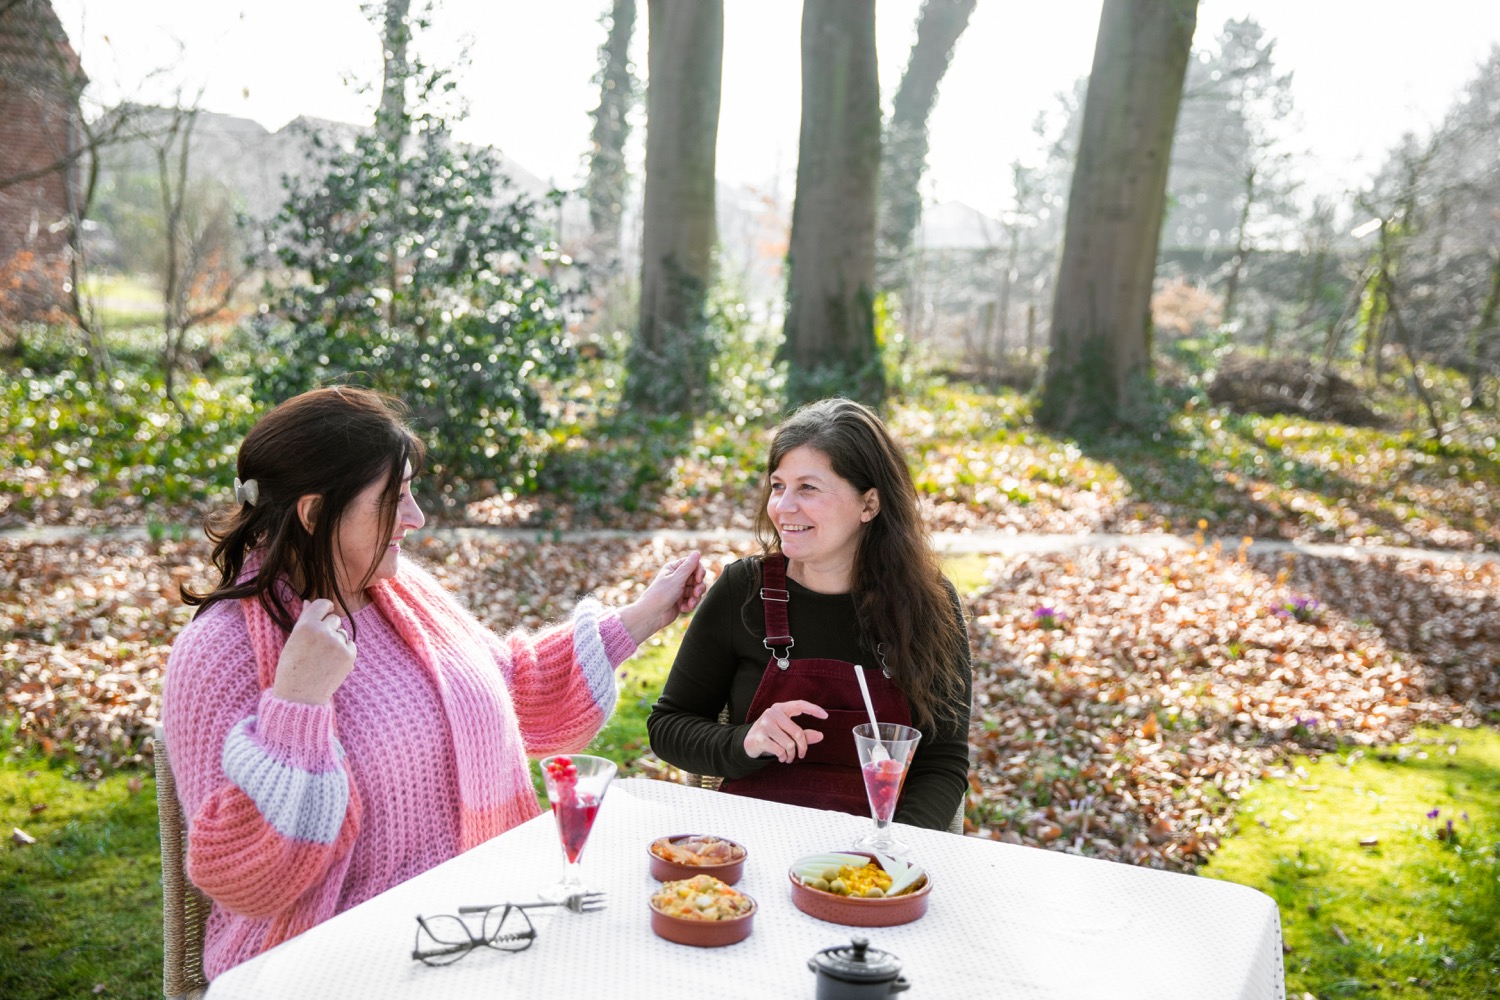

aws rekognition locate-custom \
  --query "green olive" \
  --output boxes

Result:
[807,877,830,892]
[822,866,842,882]
[864,887,885,898]
[829,878,847,895]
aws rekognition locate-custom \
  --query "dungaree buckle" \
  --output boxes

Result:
[764,636,794,670]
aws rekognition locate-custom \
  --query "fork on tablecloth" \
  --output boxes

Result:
[459,891,606,915]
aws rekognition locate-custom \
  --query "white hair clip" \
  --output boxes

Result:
[233,477,259,506]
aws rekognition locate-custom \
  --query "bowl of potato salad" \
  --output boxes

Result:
[649,874,757,947]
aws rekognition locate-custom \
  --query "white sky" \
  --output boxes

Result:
[53,0,1500,214]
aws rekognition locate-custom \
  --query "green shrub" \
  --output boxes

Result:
[0,365,254,503]
[255,63,576,495]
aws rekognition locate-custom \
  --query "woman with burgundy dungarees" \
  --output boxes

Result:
[647,398,972,831]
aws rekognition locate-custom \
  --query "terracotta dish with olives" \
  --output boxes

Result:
[788,851,932,927]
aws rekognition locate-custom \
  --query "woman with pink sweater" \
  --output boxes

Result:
[163,386,704,980]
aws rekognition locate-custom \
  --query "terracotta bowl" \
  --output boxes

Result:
[788,852,931,927]
[649,892,757,947]
[647,834,747,885]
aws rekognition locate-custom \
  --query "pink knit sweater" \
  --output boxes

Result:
[162,559,634,980]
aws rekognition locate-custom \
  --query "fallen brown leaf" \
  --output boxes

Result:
[1139,712,1159,739]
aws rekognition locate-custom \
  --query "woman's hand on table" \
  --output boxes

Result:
[744,700,828,764]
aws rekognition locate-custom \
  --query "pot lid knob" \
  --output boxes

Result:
[808,936,903,983]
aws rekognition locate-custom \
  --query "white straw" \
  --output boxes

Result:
[853,664,890,760]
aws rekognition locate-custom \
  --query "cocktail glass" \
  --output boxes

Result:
[538,754,616,904]
[852,722,922,859]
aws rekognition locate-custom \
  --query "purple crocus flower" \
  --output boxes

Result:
[1032,606,1064,629]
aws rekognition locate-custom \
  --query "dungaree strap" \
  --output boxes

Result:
[761,554,793,668]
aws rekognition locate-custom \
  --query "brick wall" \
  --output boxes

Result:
[0,0,84,324]
[0,89,74,258]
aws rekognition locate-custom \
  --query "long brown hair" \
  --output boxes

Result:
[182,386,426,636]
[748,398,967,729]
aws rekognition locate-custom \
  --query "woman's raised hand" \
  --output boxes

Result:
[743,699,828,764]
[618,551,707,645]
[272,598,358,705]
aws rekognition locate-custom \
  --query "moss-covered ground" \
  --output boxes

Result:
[1,753,164,1000]
[1202,725,1500,998]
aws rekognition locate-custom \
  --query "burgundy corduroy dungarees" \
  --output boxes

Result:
[718,554,912,818]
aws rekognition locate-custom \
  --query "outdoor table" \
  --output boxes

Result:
[207,777,1285,999]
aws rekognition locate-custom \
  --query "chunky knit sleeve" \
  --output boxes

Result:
[495,597,631,756]
[163,603,361,920]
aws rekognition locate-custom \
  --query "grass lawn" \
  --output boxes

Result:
[81,274,169,330]
[586,623,684,775]
[1,757,164,1000]
[1202,724,1500,999]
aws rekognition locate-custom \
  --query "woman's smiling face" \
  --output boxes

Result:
[332,461,424,603]
[766,445,877,575]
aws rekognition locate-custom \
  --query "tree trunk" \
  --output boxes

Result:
[877,0,976,290]
[585,0,637,271]
[377,0,412,151]
[1222,164,1256,321]
[630,0,722,414]
[61,101,110,382]
[1362,236,1389,379]
[376,0,412,328]
[1382,272,1446,440]
[1319,265,1372,380]
[157,110,192,412]
[1037,0,1197,431]
[781,0,884,405]
[1294,244,1328,330]
[1468,255,1500,402]
[978,300,996,381]
[999,222,1019,354]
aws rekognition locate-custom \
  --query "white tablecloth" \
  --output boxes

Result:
[208,778,1285,999]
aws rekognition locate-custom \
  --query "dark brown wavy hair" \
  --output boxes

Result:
[747,398,968,729]
[181,386,426,637]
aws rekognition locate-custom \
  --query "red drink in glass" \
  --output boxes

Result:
[538,754,616,903]
[853,722,922,859]
[862,758,906,822]
[552,795,600,863]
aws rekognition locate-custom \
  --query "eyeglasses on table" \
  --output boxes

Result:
[412,903,536,966]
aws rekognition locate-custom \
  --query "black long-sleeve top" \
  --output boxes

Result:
[646,558,972,831]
